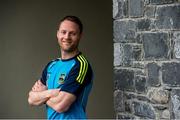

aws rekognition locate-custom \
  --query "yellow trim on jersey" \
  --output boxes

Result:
[76,55,88,84]
[77,56,83,82]
[80,55,88,84]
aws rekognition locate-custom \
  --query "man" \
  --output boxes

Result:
[28,16,93,119]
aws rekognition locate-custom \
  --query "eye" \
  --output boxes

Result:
[69,32,77,36]
[60,30,66,35]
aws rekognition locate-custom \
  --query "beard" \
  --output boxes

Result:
[60,43,79,53]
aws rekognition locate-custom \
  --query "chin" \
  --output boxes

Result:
[62,49,74,53]
[62,46,76,52]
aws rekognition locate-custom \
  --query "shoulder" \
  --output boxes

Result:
[45,58,60,69]
[73,53,93,84]
[74,53,91,66]
[73,53,92,72]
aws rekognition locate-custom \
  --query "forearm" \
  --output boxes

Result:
[46,96,68,113]
[46,91,76,113]
[28,90,51,106]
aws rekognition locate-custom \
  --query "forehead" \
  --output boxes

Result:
[59,20,79,32]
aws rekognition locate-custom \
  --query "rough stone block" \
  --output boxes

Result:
[114,43,133,67]
[135,69,146,76]
[114,69,135,91]
[161,110,170,119]
[137,19,151,31]
[145,0,150,5]
[114,43,141,67]
[113,20,136,42]
[133,101,156,119]
[135,76,146,93]
[145,5,155,18]
[136,33,142,43]
[124,92,136,99]
[113,0,128,19]
[173,32,180,59]
[132,61,145,69]
[162,62,180,87]
[142,32,169,59]
[153,104,167,110]
[148,88,169,104]
[146,62,161,86]
[114,43,123,67]
[117,114,135,119]
[125,100,132,112]
[137,95,151,102]
[114,90,125,112]
[155,5,180,29]
[113,0,121,19]
[170,89,180,119]
[122,44,133,66]
[132,45,142,61]
[129,0,144,17]
[150,0,174,4]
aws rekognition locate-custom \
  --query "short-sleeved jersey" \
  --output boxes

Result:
[40,52,93,119]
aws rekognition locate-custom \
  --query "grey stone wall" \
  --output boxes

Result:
[113,0,180,119]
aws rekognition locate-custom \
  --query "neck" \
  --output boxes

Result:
[61,49,80,60]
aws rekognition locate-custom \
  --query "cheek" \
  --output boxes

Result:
[57,32,63,40]
[57,34,62,40]
[73,36,80,42]
[57,38,62,46]
[71,38,78,44]
[57,35,63,42]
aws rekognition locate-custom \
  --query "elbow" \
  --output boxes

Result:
[28,97,33,105]
[28,96,37,106]
[28,97,42,106]
[28,91,41,106]
[28,98,37,106]
[28,92,34,105]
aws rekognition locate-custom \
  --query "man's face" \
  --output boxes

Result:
[57,20,82,53]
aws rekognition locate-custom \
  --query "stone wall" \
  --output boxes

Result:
[113,0,180,119]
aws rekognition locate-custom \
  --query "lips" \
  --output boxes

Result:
[61,40,72,46]
[62,41,71,44]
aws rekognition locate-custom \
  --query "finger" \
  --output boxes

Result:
[37,80,43,86]
[35,81,41,87]
[35,81,38,86]
[32,86,35,91]
[37,80,40,85]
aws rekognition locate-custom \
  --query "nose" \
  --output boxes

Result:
[64,33,70,39]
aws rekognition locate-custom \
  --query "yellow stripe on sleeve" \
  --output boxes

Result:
[76,55,88,84]
[76,56,83,82]
[80,55,88,84]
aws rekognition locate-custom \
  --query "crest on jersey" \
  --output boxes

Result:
[59,73,66,84]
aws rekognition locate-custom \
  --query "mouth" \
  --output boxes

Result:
[62,39,70,42]
[61,40,72,46]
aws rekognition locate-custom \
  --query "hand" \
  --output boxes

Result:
[32,80,47,92]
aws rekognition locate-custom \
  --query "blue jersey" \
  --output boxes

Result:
[40,52,93,119]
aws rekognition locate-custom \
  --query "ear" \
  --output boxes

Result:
[57,30,59,38]
[79,32,83,39]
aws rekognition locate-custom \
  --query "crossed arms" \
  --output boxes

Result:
[28,80,76,113]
